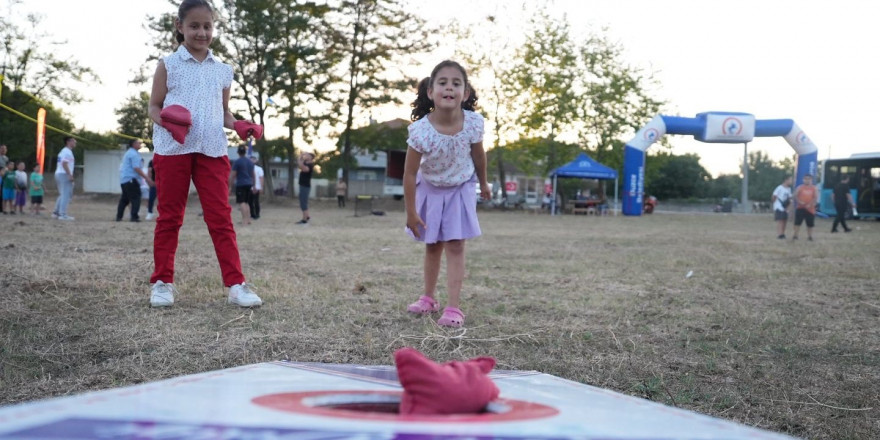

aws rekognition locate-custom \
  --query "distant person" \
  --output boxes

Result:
[249,156,263,220]
[792,174,818,241]
[771,175,792,239]
[147,0,264,308]
[403,61,491,328]
[296,152,315,224]
[0,144,8,214]
[2,161,16,215]
[116,139,153,222]
[29,163,44,216]
[146,159,157,220]
[831,175,854,233]
[52,136,76,221]
[229,146,254,225]
[14,161,27,214]
[336,178,347,208]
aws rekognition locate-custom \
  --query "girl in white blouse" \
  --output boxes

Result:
[147,0,262,309]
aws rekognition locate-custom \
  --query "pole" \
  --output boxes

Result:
[742,142,749,213]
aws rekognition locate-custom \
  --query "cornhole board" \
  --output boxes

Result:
[0,361,796,439]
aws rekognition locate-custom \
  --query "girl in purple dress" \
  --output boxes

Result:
[404,60,491,328]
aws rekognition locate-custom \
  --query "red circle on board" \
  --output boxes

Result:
[251,390,559,423]
[505,181,518,192]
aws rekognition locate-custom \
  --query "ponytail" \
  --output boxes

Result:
[463,84,478,112]
[410,77,433,121]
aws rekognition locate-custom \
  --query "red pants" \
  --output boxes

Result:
[150,153,245,287]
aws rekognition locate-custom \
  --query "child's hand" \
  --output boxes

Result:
[406,213,426,239]
[480,182,491,200]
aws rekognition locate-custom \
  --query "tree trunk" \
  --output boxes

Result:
[287,103,297,198]
[494,101,507,200]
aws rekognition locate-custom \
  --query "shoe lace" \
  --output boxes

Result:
[237,283,256,297]
[154,282,177,296]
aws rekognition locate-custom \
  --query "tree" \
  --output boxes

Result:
[453,12,521,200]
[576,31,664,195]
[506,11,579,171]
[0,1,100,107]
[333,0,430,194]
[745,150,795,201]
[0,85,74,167]
[500,137,581,178]
[647,153,711,200]
[273,0,340,196]
[115,92,152,141]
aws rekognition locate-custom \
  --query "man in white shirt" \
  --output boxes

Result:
[52,137,76,221]
[771,175,793,239]
[249,155,264,220]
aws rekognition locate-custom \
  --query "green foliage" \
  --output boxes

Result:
[500,137,582,177]
[576,31,665,166]
[0,86,75,167]
[646,152,711,199]
[707,174,742,200]
[115,92,152,141]
[506,11,579,145]
[0,2,100,105]
[746,150,794,201]
[337,119,408,152]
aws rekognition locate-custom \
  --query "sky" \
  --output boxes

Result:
[4,0,880,177]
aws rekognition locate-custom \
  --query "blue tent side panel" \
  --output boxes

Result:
[551,153,618,180]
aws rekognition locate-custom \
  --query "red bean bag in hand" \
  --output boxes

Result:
[394,347,500,415]
[159,105,192,144]
[234,120,263,140]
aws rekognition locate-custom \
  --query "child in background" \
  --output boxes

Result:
[148,0,264,308]
[2,161,16,215]
[403,60,491,328]
[29,163,44,215]
[14,161,27,214]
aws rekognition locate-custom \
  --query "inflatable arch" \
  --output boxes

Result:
[622,112,819,216]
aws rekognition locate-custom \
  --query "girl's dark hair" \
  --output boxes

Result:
[176,0,214,44]
[410,60,475,121]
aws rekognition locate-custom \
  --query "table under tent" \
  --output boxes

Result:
[549,152,619,216]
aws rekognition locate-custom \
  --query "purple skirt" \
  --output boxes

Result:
[408,173,481,244]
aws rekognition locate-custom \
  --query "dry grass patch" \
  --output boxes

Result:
[1,196,878,439]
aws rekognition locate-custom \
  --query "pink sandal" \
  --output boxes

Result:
[437,307,465,328]
[407,295,440,314]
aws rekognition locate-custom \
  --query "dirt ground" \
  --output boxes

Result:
[0,195,877,439]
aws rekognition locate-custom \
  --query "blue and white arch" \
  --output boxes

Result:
[622,112,819,216]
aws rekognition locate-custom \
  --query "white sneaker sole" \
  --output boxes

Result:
[227,297,262,307]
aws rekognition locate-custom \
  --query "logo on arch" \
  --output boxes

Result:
[796,131,809,146]
[721,117,743,136]
[643,128,660,142]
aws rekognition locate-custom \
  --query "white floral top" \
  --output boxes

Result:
[153,45,234,157]
[407,110,484,187]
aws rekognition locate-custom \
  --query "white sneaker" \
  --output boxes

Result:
[150,281,176,307]
[58,215,75,221]
[51,212,59,219]
[228,283,263,307]
[146,212,155,221]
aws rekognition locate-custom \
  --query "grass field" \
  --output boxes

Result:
[0,196,877,439]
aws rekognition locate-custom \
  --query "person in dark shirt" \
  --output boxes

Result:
[831,175,854,233]
[296,152,315,225]
[229,146,255,225]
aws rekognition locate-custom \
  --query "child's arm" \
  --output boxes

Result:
[470,141,490,200]
[222,88,236,129]
[149,61,168,125]
[403,147,425,238]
